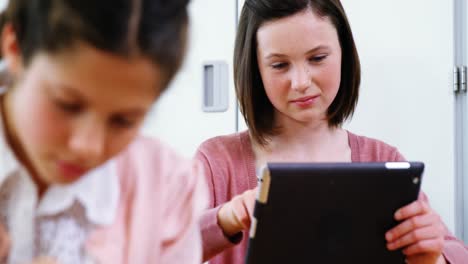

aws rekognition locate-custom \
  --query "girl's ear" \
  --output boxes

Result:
[1,23,23,77]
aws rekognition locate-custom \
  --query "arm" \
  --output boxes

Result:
[196,150,238,261]
[442,233,468,264]
[391,150,468,263]
[386,191,468,264]
[428,192,468,263]
[195,150,256,261]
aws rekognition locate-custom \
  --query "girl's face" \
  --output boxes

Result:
[256,9,342,127]
[3,34,161,188]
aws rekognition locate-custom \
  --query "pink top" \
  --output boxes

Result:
[195,130,468,264]
[85,136,207,263]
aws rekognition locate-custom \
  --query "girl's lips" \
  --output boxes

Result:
[57,161,87,179]
[290,95,320,107]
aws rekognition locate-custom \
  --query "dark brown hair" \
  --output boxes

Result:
[234,0,361,145]
[1,0,190,89]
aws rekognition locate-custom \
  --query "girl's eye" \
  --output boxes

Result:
[310,55,327,63]
[55,100,83,114]
[110,115,136,129]
[271,62,288,69]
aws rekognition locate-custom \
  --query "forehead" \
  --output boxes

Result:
[256,9,339,55]
[28,42,161,108]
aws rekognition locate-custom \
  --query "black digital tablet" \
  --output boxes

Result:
[246,162,424,264]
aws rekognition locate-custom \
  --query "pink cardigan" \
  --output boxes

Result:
[84,136,207,263]
[196,130,468,264]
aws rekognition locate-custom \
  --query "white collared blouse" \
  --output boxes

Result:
[0,111,119,264]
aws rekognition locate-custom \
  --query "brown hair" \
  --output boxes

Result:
[0,0,190,89]
[234,0,361,145]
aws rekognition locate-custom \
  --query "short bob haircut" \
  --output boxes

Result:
[234,0,361,145]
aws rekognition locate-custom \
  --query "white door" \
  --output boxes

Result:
[236,0,457,232]
[142,0,239,157]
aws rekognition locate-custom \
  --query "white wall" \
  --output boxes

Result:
[141,0,238,157]
[341,0,455,231]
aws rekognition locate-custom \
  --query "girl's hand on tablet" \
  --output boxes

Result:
[217,187,258,237]
[385,199,446,264]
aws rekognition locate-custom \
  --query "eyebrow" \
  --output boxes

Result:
[264,45,331,60]
[114,109,147,117]
[56,84,148,116]
[57,84,85,100]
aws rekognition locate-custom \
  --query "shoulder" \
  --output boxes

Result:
[348,131,405,162]
[115,135,194,190]
[126,135,185,163]
[195,130,250,161]
[94,136,207,262]
[194,131,255,191]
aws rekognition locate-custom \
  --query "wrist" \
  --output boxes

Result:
[217,202,243,237]
[217,203,239,236]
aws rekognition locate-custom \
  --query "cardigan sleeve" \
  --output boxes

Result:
[195,149,240,261]
[419,193,468,264]
[395,149,468,263]
[382,144,468,263]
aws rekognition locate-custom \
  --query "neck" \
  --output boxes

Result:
[252,113,351,166]
[270,123,343,156]
[270,111,339,150]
